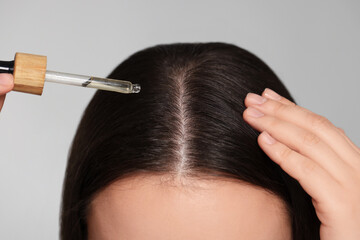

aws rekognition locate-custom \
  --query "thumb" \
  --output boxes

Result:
[0,74,14,95]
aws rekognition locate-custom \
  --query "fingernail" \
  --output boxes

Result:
[246,107,264,118]
[263,88,282,101]
[262,131,276,145]
[246,93,267,105]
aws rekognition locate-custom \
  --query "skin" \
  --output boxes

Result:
[1,73,359,239]
[88,174,292,240]
[0,74,14,112]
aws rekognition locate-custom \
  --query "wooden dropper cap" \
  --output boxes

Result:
[13,52,47,95]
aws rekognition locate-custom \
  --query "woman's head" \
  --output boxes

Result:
[61,42,320,239]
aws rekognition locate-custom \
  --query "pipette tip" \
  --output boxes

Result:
[132,84,141,93]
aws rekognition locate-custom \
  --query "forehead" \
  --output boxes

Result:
[87,174,291,240]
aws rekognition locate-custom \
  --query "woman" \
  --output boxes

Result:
[1,42,359,240]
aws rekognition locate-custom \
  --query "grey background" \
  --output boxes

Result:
[0,0,359,239]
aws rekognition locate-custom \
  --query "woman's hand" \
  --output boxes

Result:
[243,88,360,240]
[0,74,14,112]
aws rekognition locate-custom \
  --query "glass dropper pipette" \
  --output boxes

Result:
[0,52,141,95]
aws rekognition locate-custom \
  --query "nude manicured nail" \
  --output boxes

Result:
[246,93,267,105]
[263,88,282,101]
[246,107,264,118]
[262,131,276,145]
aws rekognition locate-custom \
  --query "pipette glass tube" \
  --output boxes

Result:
[45,70,141,94]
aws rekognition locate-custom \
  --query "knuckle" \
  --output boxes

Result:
[287,101,297,107]
[267,117,280,130]
[302,131,321,146]
[278,147,293,162]
[309,114,333,131]
[271,102,289,116]
[301,159,317,175]
[337,127,345,134]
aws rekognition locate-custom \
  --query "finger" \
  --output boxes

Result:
[0,74,14,95]
[262,88,296,106]
[263,88,346,138]
[337,127,345,135]
[336,127,360,154]
[261,88,360,155]
[264,88,360,155]
[258,131,340,203]
[245,93,360,166]
[243,107,351,184]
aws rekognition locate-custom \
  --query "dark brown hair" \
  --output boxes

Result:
[60,42,320,239]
